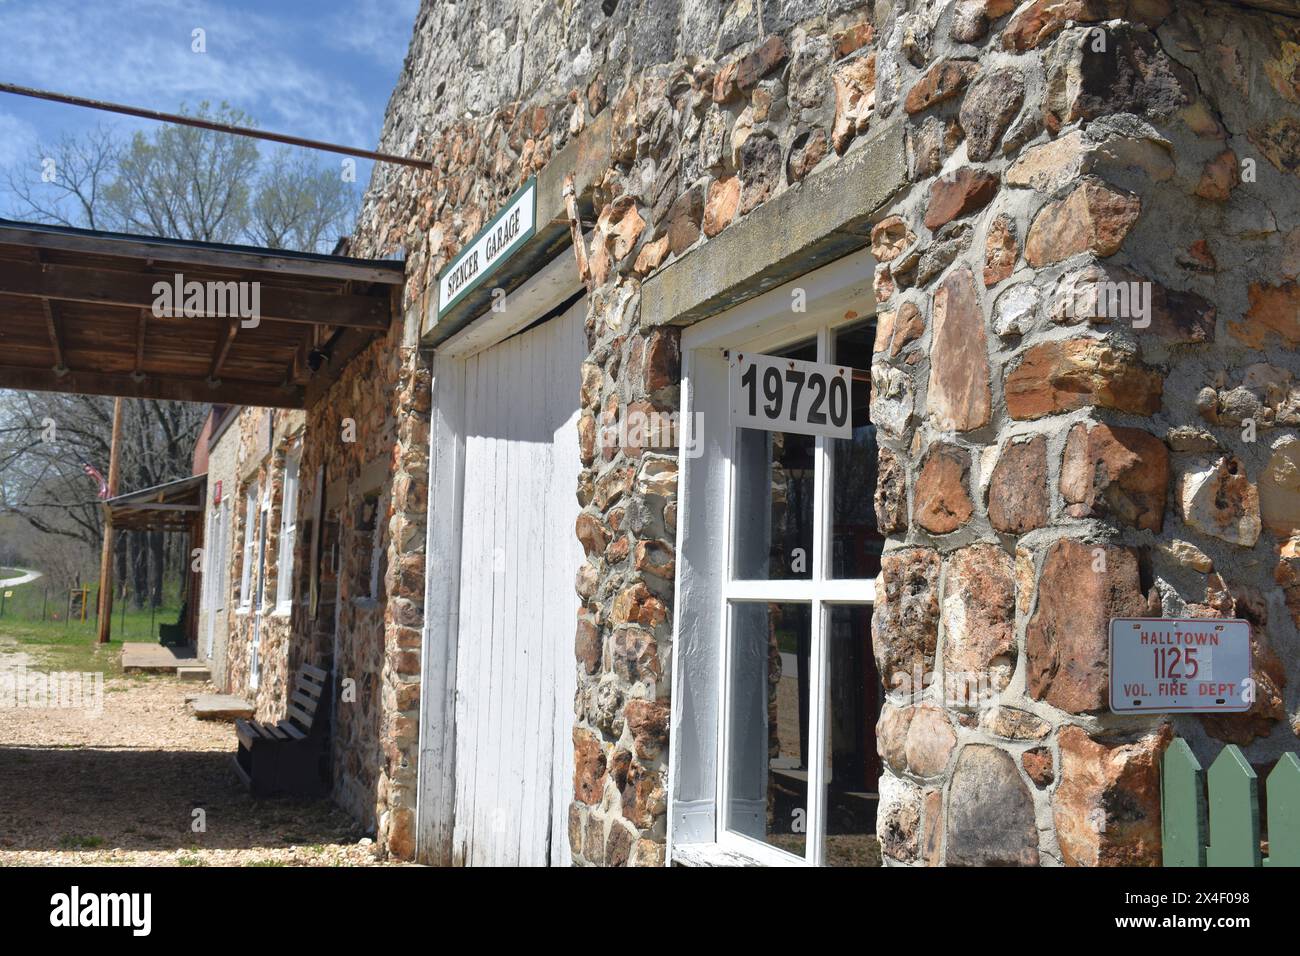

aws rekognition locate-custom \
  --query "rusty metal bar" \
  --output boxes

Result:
[0,82,433,170]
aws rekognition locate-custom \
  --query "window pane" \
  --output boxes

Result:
[733,338,817,581]
[726,601,812,860]
[823,604,882,866]
[830,321,883,581]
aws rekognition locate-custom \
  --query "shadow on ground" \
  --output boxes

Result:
[0,746,363,853]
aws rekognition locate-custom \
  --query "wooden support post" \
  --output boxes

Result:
[96,397,124,644]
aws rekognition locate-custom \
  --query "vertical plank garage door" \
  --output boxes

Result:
[451,296,586,866]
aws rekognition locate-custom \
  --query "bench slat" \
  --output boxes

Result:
[299,663,328,682]
[277,719,307,740]
[287,703,315,729]
[291,690,318,713]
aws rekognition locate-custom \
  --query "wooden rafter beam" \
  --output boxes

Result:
[0,260,392,330]
[40,297,68,374]
[134,309,148,380]
[208,320,238,383]
[0,363,304,409]
[281,324,318,387]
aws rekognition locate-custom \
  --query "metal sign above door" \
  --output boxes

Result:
[728,350,854,440]
[437,178,536,315]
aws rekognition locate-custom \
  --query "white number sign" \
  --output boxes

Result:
[729,351,853,439]
[1109,618,1252,714]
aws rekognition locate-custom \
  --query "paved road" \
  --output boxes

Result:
[0,568,42,588]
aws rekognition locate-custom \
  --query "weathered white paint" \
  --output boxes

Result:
[418,291,585,867]
[416,352,466,865]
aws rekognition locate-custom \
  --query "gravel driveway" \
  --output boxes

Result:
[0,644,389,866]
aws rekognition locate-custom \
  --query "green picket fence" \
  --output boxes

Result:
[1162,736,1300,866]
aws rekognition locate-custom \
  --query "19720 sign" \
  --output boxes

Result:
[729,351,853,440]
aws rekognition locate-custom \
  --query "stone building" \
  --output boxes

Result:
[194,404,241,688]
[202,0,1300,866]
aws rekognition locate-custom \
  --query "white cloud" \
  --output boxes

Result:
[0,110,39,171]
[0,0,401,151]
[319,0,421,66]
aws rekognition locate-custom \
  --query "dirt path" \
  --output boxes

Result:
[0,643,389,866]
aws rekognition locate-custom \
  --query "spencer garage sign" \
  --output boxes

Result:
[437,178,536,314]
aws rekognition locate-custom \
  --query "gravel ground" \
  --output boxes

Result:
[0,642,390,867]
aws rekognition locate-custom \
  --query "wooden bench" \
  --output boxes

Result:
[232,663,330,798]
[158,601,187,647]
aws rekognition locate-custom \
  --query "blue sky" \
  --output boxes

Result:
[0,0,420,221]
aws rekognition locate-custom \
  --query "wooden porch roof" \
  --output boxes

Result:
[0,220,405,409]
[106,473,207,533]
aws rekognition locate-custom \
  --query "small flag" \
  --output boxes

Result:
[83,463,108,499]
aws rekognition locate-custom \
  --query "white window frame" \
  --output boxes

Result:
[238,482,259,611]
[215,498,228,613]
[201,506,218,613]
[667,248,880,868]
[274,446,301,615]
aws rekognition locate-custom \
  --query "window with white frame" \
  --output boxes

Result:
[215,499,229,612]
[669,249,883,867]
[238,482,259,609]
[275,448,301,614]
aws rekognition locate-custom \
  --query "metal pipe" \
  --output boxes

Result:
[0,82,433,171]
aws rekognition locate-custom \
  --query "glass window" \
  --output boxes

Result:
[732,337,817,581]
[831,323,883,581]
[238,483,258,609]
[215,501,228,612]
[720,318,881,866]
[275,449,301,612]
[823,604,881,866]
[726,601,813,859]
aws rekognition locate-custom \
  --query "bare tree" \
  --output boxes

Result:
[5,126,118,229]
[1,104,357,605]
[102,102,259,242]
[250,147,356,252]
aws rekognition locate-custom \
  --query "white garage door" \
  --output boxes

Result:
[451,296,586,866]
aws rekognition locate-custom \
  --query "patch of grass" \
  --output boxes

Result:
[244,859,286,867]
[176,854,202,867]
[58,834,106,850]
[0,573,187,676]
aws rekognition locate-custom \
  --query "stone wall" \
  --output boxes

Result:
[225,407,305,717]
[550,0,1300,866]
[861,0,1300,866]
[221,0,1300,865]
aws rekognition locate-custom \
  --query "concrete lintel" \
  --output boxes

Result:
[420,108,611,347]
[642,116,907,329]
